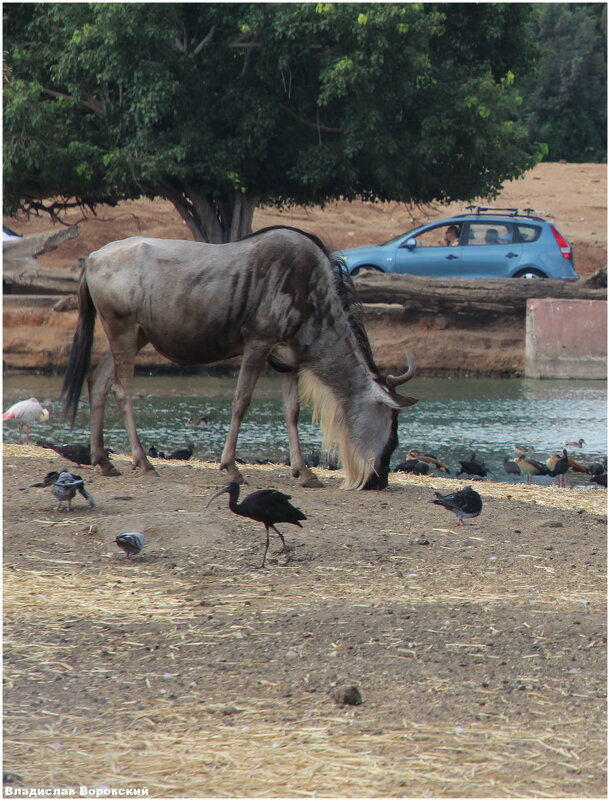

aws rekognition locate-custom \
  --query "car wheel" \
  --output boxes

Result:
[350,265,385,277]
[513,268,546,279]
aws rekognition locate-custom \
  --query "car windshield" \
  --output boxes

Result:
[380,229,419,246]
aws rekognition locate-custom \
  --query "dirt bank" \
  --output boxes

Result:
[3,445,607,797]
[3,163,607,375]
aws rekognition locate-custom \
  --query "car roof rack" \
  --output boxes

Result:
[455,205,545,220]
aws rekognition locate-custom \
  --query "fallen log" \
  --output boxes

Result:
[3,263,81,295]
[353,271,606,316]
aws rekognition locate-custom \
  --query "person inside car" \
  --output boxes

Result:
[443,225,460,246]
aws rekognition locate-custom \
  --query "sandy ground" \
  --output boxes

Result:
[3,445,607,798]
[4,162,607,277]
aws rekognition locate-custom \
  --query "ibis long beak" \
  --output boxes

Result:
[205,485,230,508]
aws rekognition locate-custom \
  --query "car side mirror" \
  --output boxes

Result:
[405,238,417,250]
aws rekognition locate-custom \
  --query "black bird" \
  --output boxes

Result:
[305,450,321,468]
[147,445,166,459]
[393,459,430,475]
[207,482,307,568]
[587,461,606,476]
[456,453,492,479]
[51,467,96,512]
[431,486,482,526]
[21,470,61,490]
[115,532,147,560]
[37,441,113,466]
[502,455,520,476]
[590,473,607,488]
[167,441,194,461]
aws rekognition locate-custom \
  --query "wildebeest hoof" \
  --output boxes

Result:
[100,464,121,477]
[301,475,324,488]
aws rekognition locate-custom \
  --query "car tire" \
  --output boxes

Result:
[350,265,385,277]
[513,268,547,279]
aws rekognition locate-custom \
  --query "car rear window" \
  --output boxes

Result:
[515,223,542,243]
[466,222,513,245]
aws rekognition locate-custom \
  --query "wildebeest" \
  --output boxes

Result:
[61,226,417,490]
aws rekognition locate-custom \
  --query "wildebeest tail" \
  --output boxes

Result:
[61,276,97,426]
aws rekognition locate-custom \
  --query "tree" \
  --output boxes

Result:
[4,3,542,242]
[520,4,607,162]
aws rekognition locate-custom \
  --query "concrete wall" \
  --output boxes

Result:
[525,298,607,379]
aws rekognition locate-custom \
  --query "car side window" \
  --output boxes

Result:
[465,223,513,245]
[410,224,461,248]
[515,223,542,243]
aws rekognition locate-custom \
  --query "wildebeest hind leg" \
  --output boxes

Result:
[280,372,323,488]
[109,325,157,475]
[88,350,121,476]
[220,341,271,482]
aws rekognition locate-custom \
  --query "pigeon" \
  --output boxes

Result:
[431,486,482,526]
[114,532,147,560]
[51,467,96,512]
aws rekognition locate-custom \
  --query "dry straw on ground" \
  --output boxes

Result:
[4,445,606,797]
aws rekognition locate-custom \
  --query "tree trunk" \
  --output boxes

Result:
[161,183,257,243]
[352,271,607,317]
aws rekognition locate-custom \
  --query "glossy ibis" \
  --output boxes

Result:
[431,486,482,526]
[207,482,307,567]
[37,441,113,466]
[393,459,430,475]
[456,453,493,479]
[167,442,194,461]
[3,398,50,444]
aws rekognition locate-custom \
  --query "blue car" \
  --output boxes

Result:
[335,208,579,280]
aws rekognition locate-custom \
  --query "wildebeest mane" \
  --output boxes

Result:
[243,225,377,374]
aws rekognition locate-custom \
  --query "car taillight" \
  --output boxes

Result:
[551,225,572,259]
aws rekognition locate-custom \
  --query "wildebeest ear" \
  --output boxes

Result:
[391,391,418,408]
[371,383,418,409]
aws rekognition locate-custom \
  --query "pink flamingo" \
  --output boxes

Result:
[3,397,50,444]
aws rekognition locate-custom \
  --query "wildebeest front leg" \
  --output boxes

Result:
[108,325,157,475]
[280,372,323,488]
[88,350,121,476]
[220,341,271,482]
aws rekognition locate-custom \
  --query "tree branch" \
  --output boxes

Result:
[278,104,342,134]
[41,87,104,115]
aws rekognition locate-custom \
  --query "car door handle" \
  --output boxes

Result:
[445,254,459,260]
[505,252,519,258]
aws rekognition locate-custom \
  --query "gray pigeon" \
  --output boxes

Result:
[431,486,482,526]
[114,532,147,560]
[51,467,96,512]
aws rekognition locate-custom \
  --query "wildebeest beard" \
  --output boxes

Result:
[363,413,399,490]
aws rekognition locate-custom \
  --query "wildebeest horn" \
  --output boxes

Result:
[386,352,417,388]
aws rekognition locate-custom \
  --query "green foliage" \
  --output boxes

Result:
[4,3,543,240]
[519,4,607,162]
